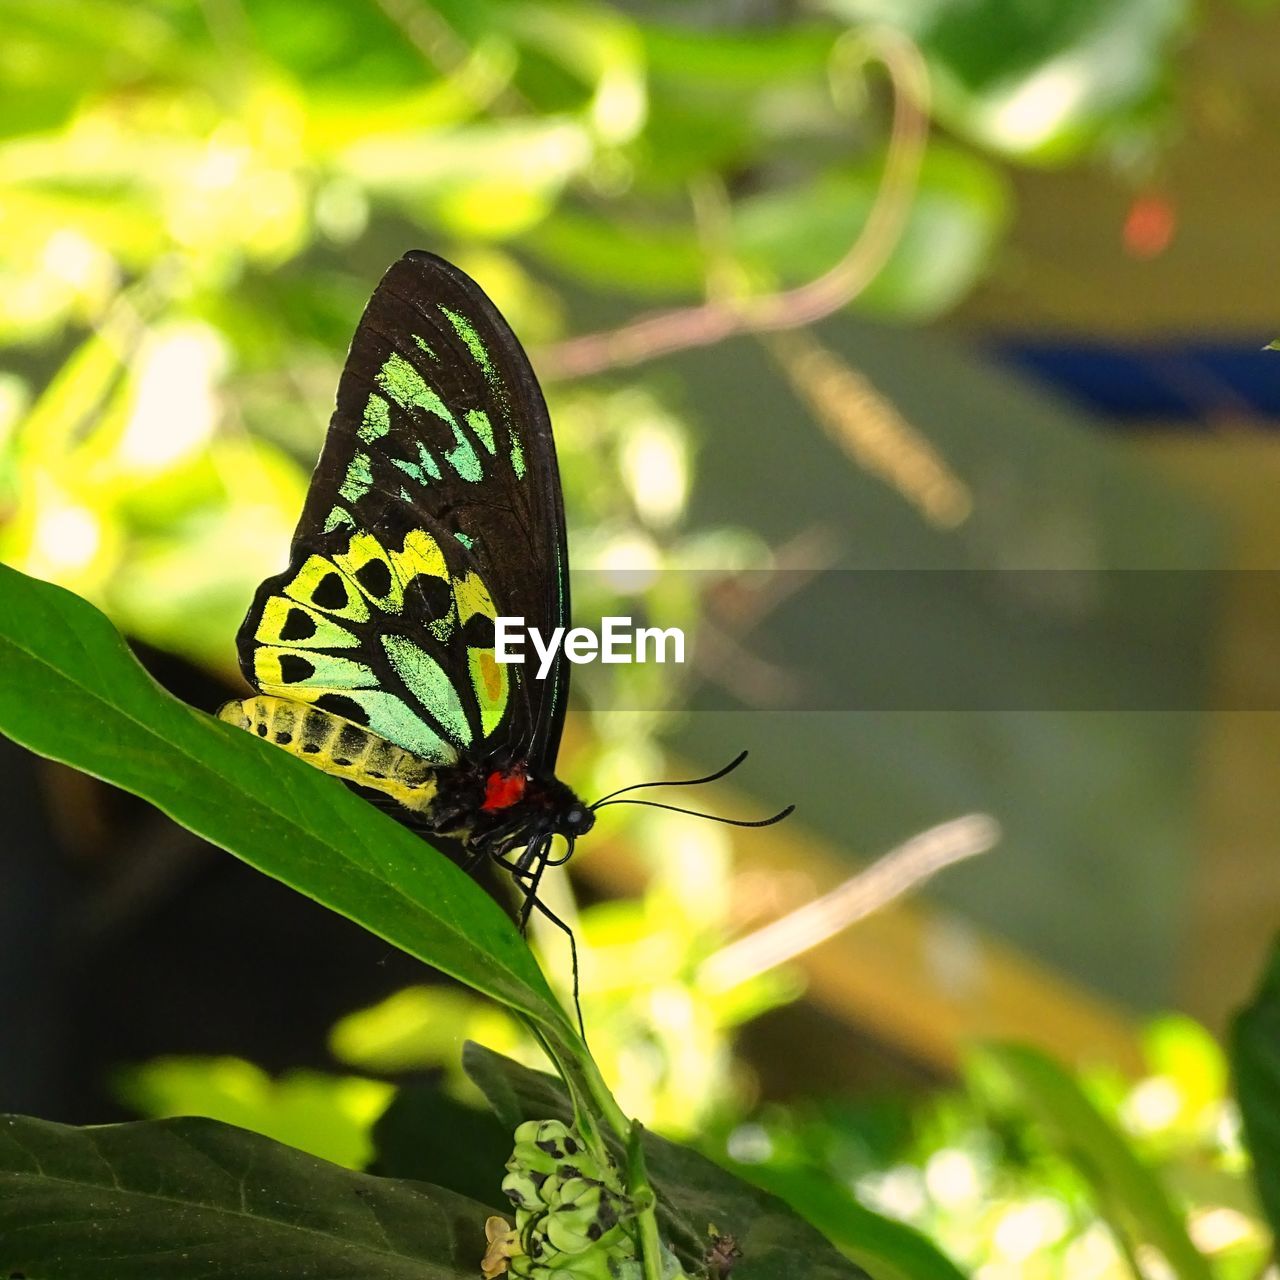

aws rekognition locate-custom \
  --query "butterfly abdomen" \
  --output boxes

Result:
[218,695,441,812]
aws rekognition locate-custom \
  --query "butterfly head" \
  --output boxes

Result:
[536,773,595,852]
[558,796,595,839]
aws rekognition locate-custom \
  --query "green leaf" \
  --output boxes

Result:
[0,1112,495,1278]
[463,1043,872,1280]
[0,565,571,1036]
[1231,939,1280,1239]
[972,1042,1213,1280]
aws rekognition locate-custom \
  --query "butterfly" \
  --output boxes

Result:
[219,252,791,1019]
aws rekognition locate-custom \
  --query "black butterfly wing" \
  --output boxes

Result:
[237,251,571,769]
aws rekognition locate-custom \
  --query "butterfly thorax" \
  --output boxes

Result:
[219,695,592,857]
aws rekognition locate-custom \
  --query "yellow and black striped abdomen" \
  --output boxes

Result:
[218,695,441,812]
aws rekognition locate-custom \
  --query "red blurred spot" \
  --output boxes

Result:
[482,769,526,811]
[1124,193,1176,259]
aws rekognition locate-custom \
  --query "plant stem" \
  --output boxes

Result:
[627,1121,670,1280]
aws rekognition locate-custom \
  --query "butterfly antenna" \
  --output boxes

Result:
[589,749,750,808]
[590,797,795,828]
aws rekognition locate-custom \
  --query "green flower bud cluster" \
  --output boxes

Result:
[494,1119,638,1280]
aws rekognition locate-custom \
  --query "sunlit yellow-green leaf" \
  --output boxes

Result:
[115,1056,394,1170]
[330,986,525,1077]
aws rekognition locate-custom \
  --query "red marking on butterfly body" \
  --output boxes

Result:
[482,769,527,811]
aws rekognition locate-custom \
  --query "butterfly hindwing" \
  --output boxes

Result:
[237,253,570,769]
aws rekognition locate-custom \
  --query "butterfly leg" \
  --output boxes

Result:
[492,849,585,1042]
[460,843,489,876]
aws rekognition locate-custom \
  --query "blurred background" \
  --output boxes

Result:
[2,0,1278,1276]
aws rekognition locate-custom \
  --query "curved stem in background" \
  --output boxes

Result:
[537,27,931,381]
[699,813,1000,992]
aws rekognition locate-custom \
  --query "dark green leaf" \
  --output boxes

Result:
[0,1112,493,1279]
[463,1043,871,1280]
[0,565,569,1034]
[1231,939,1280,1239]
[370,1081,513,1208]
[972,1043,1212,1280]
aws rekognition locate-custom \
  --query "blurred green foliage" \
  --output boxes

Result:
[114,1056,395,1169]
[717,1014,1270,1279]
[3,2,1257,1275]
[122,891,1274,1279]
[0,0,1193,672]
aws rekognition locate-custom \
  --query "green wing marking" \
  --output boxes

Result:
[358,394,391,443]
[381,635,472,748]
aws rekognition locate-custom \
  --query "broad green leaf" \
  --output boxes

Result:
[114,1056,394,1170]
[639,87,760,187]
[972,1042,1212,1280]
[464,1043,872,1280]
[0,1112,495,1279]
[0,564,572,1036]
[1231,939,1280,1239]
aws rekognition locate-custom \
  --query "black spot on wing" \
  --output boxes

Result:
[280,607,317,642]
[278,654,315,684]
[316,693,369,725]
[414,575,454,621]
[355,557,393,598]
[462,613,496,649]
[313,572,348,610]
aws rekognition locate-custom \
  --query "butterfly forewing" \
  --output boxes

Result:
[236,252,570,770]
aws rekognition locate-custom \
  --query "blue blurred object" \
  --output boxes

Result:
[995,340,1280,424]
